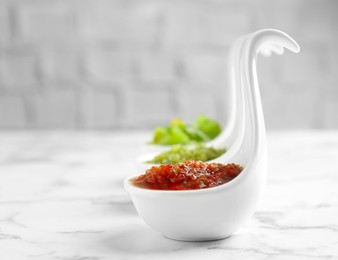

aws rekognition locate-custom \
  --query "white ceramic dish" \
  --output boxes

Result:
[125,29,300,241]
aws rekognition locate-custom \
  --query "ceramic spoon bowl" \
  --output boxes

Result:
[125,29,300,241]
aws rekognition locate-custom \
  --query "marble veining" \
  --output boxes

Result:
[0,131,338,260]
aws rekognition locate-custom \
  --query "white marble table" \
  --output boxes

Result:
[0,131,337,260]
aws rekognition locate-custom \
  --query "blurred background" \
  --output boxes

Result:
[0,0,337,130]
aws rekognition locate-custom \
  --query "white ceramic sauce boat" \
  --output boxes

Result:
[124,29,300,241]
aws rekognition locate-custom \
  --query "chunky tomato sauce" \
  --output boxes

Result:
[131,160,243,190]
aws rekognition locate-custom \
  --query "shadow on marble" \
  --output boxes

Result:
[109,202,138,216]
[105,224,226,254]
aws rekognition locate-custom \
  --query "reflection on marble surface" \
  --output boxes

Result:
[0,131,337,259]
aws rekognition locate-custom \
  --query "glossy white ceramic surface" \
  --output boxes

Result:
[125,29,300,241]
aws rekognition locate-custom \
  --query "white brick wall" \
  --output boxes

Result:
[29,90,77,128]
[129,88,175,127]
[78,1,161,45]
[0,52,38,88]
[176,88,219,122]
[0,0,337,129]
[79,89,117,128]
[183,51,229,86]
[40,50,80,82]
[0,3,11,47]
[0,95,26,128]
[85,49,132,84]
[17,1,76,46]
[135,53,177,84]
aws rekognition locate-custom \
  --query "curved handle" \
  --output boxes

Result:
[207,36,246,151]
[242,29,299,166]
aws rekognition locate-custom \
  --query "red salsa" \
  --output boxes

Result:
[131,160,243,190]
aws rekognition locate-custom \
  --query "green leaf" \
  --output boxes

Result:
[150,115,222,145]
[194,115,222,139]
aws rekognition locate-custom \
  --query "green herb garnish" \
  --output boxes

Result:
[146,144,226,164]
[150,115,222,145]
